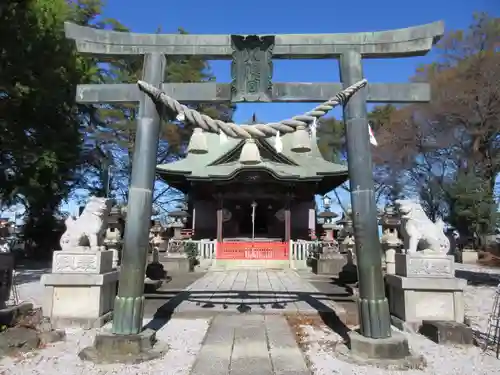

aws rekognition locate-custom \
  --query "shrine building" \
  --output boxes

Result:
[156,120,348,267]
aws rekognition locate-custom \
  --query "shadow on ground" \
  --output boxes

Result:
[12,259,51,285]
[14,269,50,285]
[143,288,354,343]
[455,269,500,286]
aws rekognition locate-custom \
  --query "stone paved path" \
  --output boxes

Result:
[147,269,347,316]
[190,314,310,375]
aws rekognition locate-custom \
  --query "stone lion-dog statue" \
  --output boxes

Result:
[394,199,450,255]
[60,196,113,251]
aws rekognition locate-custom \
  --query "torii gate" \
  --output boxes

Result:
[65,21,444,344]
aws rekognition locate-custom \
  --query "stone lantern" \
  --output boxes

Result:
[312,196,345,275]
[104,205,124,269]
[168,210,189,240]
[337,209,355,256]
[379,205,402,275]
[149,220,167,253]
[146,220,167,282]
[0,219,15,308]
[150,220,162,238]
[318,211,338,241]
[318,195,338,241]
[0,237,14,309]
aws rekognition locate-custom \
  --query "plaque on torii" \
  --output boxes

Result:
[230,35,275,102]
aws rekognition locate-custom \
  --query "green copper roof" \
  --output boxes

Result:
[156,130,348,184]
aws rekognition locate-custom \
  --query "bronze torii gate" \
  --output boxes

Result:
[65,21,444,347]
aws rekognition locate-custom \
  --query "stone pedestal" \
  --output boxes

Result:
[385,248,396,275]
[104,242,121,269]
[313,254,347,276]
[171,222,184,239]
[380,232,402,275]
[386,253,466,330]
[394,253,455,278]
[0,253,14,309]
[340,236,355,260]
[460,250,478,264]
[41,250,119,329]
[322,223,336,241]
[159,255,190,273]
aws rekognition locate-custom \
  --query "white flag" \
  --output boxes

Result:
[368,123,378,146]
[310,118,317,139]
[219,131,228,144]
[275,130,283,153]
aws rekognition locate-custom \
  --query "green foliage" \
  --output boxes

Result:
[372,13,499,239]
[84,28,234,205]
[183,241,199,270]
[446,171,498,237]
[316,117,345,163]
[0,0,128,255]
[0,0,84,253]
[183,241,199,259]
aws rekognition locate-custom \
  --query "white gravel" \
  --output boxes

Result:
[5,263,500,374]
[456,263,499,335]
[298,263,500,375]
[0,318,210,375]
[14,280,44,307]
[300,324,499,375]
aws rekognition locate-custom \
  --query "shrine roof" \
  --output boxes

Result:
[156,131,348,184]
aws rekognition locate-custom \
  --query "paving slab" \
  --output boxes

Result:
[171,270,347,316]
[190,314,310,375]
[143,272,206,318]
[145,269,349,320]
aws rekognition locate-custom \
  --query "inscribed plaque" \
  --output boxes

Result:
[230,35,275,102]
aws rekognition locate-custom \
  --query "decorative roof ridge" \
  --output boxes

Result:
[207,137,298,167]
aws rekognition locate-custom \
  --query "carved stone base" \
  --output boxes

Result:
[104,245,121,269]
[459,250,478,265]
[79,328,167,364]
[385,274,466,326]
[395,253,454,278]
[160,257,190,273]
[419,320,474,345]
[313,254,348,276]
[0,253,14,308]
[40,271,119,329]
[384,248,397,275]
[52,250,114,274]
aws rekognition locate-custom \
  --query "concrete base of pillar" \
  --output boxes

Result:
[79,328,168,364]
[338,330,426,370]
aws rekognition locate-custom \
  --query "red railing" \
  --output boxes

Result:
[216,242,289,260]
[180,229,194,238]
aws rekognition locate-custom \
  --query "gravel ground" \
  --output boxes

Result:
[300,324,499,375]
[5,263,500,374]
[456,263,499,335]
[298,263,500,375]
[14,279,44,307]
[0,318,210,375]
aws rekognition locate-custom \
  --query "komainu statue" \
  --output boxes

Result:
[395,199,450,255]
[60,196,113,251]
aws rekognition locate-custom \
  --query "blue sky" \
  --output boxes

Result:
[101,0,498,125]
[57,0,498,218]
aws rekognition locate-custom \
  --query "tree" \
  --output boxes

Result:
[0,0,125,255]
[82,28,235,212]
[374,13,500,238]
[317,104,401,210]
